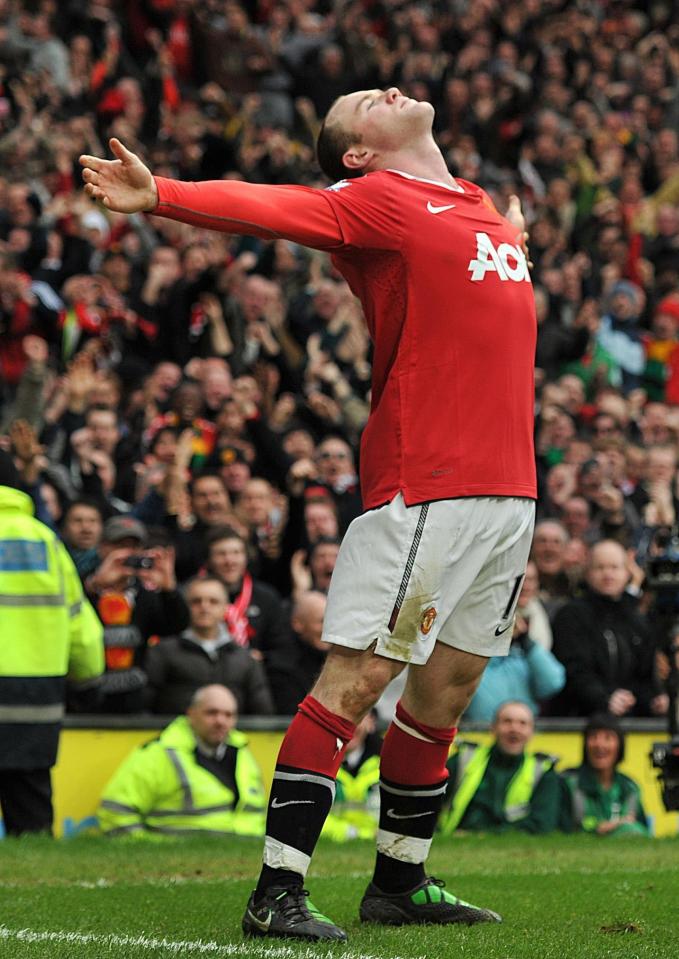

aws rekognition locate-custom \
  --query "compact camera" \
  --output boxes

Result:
[125,554,154,570]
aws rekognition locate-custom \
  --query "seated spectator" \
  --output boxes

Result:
[323,711,381,842]
[439,701,562,835]
[464,607,565,723]
[145,576,274,716]
[60,497,104,581]
[205,526,289,661]
[560,714,648,837]
[551,540,667,717]
[83,516,189,713]
[98,684,266,837]
[266,591,328,715]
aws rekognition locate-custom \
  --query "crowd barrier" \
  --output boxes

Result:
[7,717,678,838]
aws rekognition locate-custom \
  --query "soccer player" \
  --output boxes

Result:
[80,86,537,942]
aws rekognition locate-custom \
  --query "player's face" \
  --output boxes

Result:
[329,88,434,157]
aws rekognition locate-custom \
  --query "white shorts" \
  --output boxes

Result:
[322,494,535,665]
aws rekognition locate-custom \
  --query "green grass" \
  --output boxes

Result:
[0,834,677,958]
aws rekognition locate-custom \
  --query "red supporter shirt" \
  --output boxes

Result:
[154,170,537,509]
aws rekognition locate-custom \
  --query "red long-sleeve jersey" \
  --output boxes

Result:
[154,171,537,509]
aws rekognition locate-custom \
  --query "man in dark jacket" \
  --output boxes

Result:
[145,576,274,715]
[551,540,667,717]
[266,591,328,715]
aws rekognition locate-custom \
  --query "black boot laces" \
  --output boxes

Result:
[277,887,314,924]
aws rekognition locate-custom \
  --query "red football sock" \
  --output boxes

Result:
[374,702,457,893]
[256,696,357,895]
[277,694,356,777]
[380,701,457,785]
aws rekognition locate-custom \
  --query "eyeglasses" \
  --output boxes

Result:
[317,451,349,460]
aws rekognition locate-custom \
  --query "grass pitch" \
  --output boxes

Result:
[0,834,677,959]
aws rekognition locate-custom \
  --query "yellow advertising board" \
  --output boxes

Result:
[45,726,679,839]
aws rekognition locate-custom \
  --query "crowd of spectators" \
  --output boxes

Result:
[2,0,679,723]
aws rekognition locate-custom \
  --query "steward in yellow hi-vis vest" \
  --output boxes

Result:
[0,460,104,836]
[438,701,562,835]
[98,684,266,837]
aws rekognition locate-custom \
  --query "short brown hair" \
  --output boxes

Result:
[316,118,364,183]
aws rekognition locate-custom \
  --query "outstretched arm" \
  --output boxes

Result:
[80,139,345,250]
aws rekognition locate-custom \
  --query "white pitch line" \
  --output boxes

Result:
[0,926,424,959]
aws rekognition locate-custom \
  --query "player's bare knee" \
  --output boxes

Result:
[313,646,402,721]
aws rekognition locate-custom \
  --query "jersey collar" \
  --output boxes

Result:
[386,169,465,193]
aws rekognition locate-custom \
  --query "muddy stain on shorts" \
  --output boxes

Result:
[382,589,433,661]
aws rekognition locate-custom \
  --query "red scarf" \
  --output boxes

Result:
[224,573,253,647]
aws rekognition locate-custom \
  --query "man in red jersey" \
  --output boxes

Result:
[81,86,536,942]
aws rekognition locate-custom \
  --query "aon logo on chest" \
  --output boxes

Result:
[468,232,530,282]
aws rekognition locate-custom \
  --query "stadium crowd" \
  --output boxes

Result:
[2,0,679,727]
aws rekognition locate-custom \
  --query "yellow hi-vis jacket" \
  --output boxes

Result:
[97,716,267,837]
[322,753,381,841]
[0,486,104,769]
[439,742,555,834]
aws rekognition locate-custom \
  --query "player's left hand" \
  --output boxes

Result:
[505,195,533,269]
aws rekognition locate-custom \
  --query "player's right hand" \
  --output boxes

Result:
[80,138,158,214]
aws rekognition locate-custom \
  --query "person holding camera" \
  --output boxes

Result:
[83,515,189,713]
[464,601,566,723]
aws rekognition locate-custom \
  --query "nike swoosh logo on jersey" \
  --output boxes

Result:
[271,798,315,809]
[427,202,456,214]
[386,808,435,820]
[246,908,272,932]
[494,622,513,636]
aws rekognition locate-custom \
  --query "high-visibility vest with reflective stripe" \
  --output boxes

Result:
[322,754,381,841]
[98,716,266,837]
[0,486,104,768]
[440,743,554,834]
